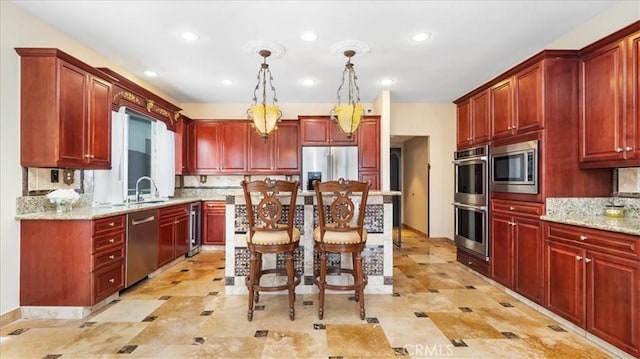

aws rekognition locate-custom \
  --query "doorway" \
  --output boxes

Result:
[390,148,402,247]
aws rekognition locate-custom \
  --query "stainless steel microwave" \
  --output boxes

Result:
[490,140,539,194]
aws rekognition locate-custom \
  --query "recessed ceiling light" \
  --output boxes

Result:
[410,32,431,42]
[379,78,394,86]
[182,31,200,41]
[143,70,158,77]
[221,80,233,85]
[302,78,317,86]
[300,31,318,42]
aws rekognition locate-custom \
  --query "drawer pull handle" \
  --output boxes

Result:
[615,147,623,153]
[468,261,473,265]
[579,235,587,241]
[625,146,633,151]
[585,258,592,263]
[109,255,115,260]
[109,238,116,243]
[108,222,115,227]
[576,256,582,261]
[509,206,515,210]
[109,278,115,283]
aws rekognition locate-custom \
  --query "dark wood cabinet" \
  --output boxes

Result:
[357,116,380,190]
[456,90,489,148]
[20,216,125,306]
[579,23,640,168]
[202,201,226,245]
[299,115,358,145]
[188,120,248,174]
[158,205,189,267]
[544,222,639,357]
[457,247,489,277]
[247,120,300,173]
[490,79,513,139]
[16,48,113,169]
[175,115,189,175]
[490,200,544,303]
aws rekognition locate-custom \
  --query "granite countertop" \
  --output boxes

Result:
[15,197,203,221]
[540,214,640,236]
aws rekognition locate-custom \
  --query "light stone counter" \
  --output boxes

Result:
[540,215,640,236]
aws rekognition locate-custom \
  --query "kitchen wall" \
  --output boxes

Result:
[0,1,178,318]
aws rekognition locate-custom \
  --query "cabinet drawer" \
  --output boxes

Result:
[93,215,125,235]
[492,200,543,217]
[93,262,124,303]
[159,204,189,219]
[93,246,125,271]
[93,231,125,253]
[457,249,489,276]
[546,223,639,259]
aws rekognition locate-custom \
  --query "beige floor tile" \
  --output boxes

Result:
[326,323,395,358]
[89,299,165,322]
[427,312,505,340]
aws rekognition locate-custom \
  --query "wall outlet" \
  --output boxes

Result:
[50,169,59,183]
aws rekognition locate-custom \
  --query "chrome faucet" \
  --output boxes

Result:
[135,176,159,202]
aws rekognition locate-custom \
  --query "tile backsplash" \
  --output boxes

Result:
[618,167,640,194]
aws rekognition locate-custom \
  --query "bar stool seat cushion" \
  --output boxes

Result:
[313,225,367,244]
[247,227,301,245]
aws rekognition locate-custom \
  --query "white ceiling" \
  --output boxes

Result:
[14,1,621,104]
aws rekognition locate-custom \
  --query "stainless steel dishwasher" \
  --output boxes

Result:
[126,209,158,287]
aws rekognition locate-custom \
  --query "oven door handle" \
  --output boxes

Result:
[452,202,488,211]
[452,156,487,165]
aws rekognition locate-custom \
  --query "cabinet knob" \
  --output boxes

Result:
[625,146,633,151]
[109,278,115,283]
[579,235,587,241]
[576,255,583,261]
[468,261,473,265]
[109,222,115,227]
[584,258,592,263]
[509,206,515,210]
[84,154,91,158]
[615,147,624,153]
[109,255,115,260]
[109,238,115,243]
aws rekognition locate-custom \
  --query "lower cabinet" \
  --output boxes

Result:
[545,222,640,357]
[158,204,190,267]
[203,201,225,245]
[456,248,489,276]
[490,200,544,303]
[20,215,126,306]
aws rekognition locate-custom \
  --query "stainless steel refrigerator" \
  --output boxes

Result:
[302,146,359,190]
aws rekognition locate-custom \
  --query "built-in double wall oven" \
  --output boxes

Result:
[453,145,489,260]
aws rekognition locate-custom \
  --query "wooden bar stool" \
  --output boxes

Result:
[241,178,301,321]
[312,178,371,320]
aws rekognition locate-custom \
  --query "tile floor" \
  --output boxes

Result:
[0,231,617,358]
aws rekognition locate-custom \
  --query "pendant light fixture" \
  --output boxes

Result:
[330,50,364,138]
[247,49,282,142]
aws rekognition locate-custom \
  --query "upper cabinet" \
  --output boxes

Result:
[174,115,189,175]
[16,48,114,169]
[579,22,640,168]
[187,121,248,174]
[490,63,544,140]
[357,116,380,190]
[299,115,358,145]
[456,90,489,148]
[247,120,300,174]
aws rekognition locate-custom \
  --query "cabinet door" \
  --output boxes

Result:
[247,127,274,171]
[158,217,175,267]
[190,122,220,173]
[587,250,639,356]
[456,100,471,147]
[580,39,626,163]
[490,213,513,287]
[175,118,185,174]
[545,240,585,327]
[220,122,248,172]
[300,117,330,144]
[58,61,88,165]
[627,32,640,160]
[490,79,513,139]
[471,91,489,144]
[274,121,300,172]
[202,201,226,245]
[358,117,380,171]
[513,217,543,303]
[174,214,190,258]
[514,63,543,134]
[87,75,112,168]
[359,171,380,190]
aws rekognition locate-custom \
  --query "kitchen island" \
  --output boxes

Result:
[223,191,400,295]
